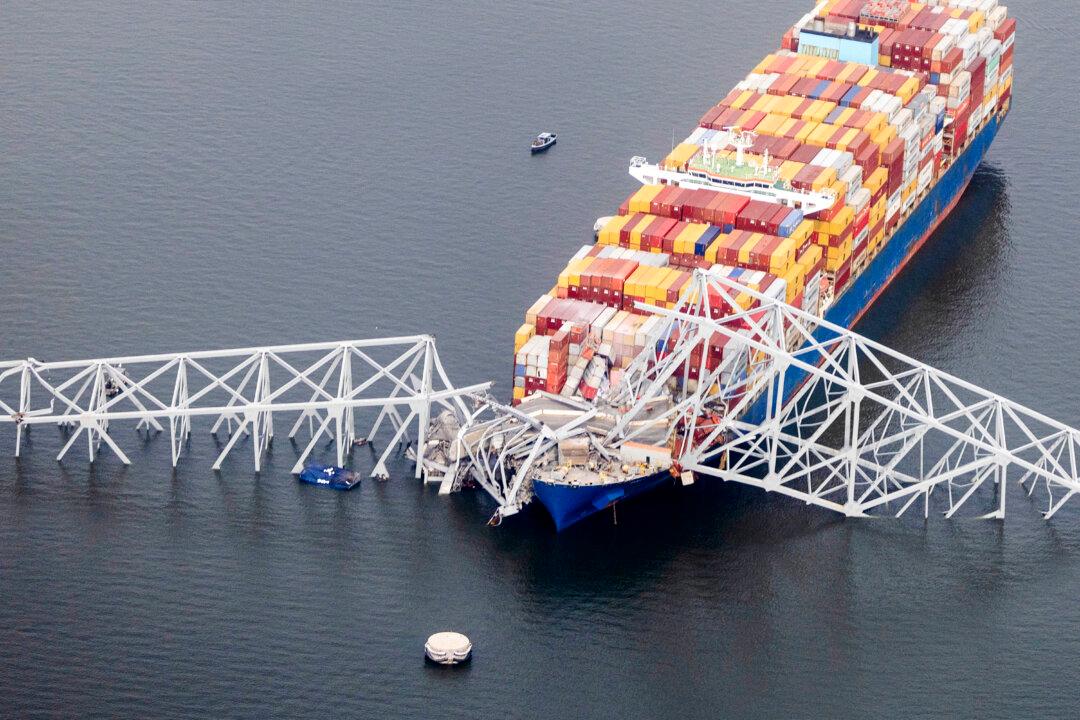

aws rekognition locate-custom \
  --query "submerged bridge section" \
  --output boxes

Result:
[0,337,489,480]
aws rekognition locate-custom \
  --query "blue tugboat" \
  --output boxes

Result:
[298,463,359,491]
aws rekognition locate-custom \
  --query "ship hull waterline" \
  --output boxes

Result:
[533,110,1006,532]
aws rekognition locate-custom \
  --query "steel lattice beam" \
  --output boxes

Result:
[630,270,1080,519]
[0,337,490,484]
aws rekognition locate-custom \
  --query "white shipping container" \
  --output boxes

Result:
[851,187,871,214]
[861,89,884,111]
[918,165,933,192]
[891,107,914,133]
[881,94,903,121]
[988,5,1006,30]
[810,147,833,168]
[958,34,978,66]
[932,33,957,61]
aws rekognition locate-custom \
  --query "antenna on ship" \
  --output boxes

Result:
[722,126,756,167]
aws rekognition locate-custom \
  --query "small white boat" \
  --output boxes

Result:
[530,132,556,153]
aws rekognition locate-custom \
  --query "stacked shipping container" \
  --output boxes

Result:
[513,0,1013,404]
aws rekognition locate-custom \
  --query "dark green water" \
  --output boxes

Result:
[3,1,1080,717]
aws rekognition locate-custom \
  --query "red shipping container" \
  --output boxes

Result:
[941,46,964,75]
[790,144,821,164]
[855,141,879,174]
[969,55,986,107]
[715,231,748,266]
[650,186,675,218]
[619,213,648,245]
[747,234,782,270]
[662,221,687,254]
[791,77,820,99]
[765,204,791,235]
[736,200,772,232]
[769,73,800,97]
[699,106,723,129]
[994,17,1016,44]
[771,137,802,161]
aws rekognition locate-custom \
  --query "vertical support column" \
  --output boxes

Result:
[844,338,862,515]
[251,352,270,473]
[169,358,189,467]
[414,338,434,479]
[15,364,29,458]
[766,304,786,486]
[334,346,352,468]
[994,399,1007,519]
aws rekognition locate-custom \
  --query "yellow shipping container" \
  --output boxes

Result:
[968,10,984,32]
[737,232,765,267]
[768,95,793,117]
[646,268,673,300]
[857,68,879,87]
[658,270,682,299]
[829,205,855,236]
[674,223,707,255]
[896,77,921,105]
[661,143,699,170]
[795,121,819,143]
[804,57,828,78]
[752,94,779,114]
[809,167,835,192]
[752,55,776,75]
[834,106,857,127]
[514,323,535,352]
[559,257,592,287]
[756,112,787,136]
[598,215,630,246]
[865,167,888,195]
[808,123,836,147]
[629,218,652,249]
[513,387,525,401]
[787,55,810,77]
[628,184,662,214]
[778,160,803,184]
[836,127,860,152]
[771,238,798,274]
[879,55,892,68]
[865,112,887,136]
[790,219,815,247]
[801,243,823,270]
[732,90,756,110]
[835,63,861,85]
[781,266,803,304]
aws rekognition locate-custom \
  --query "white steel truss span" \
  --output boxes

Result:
[622,270,1080,520]
[0,337,489,479]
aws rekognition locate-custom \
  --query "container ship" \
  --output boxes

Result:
[510,0,1015,530]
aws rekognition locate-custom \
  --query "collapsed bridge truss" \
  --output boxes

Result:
[0,336,488,478]
[431,269,1080,522]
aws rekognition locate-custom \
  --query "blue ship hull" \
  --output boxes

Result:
[534,110,1006,531]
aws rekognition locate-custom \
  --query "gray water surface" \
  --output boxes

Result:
[3,1,1080,717]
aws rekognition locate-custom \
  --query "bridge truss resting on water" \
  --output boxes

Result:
[0,336,489,478]
[426,269,1080,524]
[5,285,1080,526]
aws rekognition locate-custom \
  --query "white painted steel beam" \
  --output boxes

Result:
[625,269,1080,520]
[0,337,490,487]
